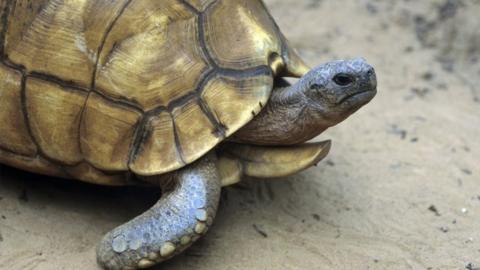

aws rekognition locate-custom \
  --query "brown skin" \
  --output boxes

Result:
[233,58,377,145]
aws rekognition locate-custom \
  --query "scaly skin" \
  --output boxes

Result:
[233,58,377,145]
[97,154,220,270]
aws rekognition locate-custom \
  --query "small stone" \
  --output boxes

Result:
[466,262,480,270]
[428,205,441,216]
[195,222,207,234]
[160,242,176,257]
[195,209,208,221]
[252,224,268,238]
[461,208,468,214]
[137,258,155,269]
[421,72,434,80]
[180,235,192,245]
[112,235,128,253]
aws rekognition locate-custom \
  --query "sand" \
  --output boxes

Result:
[1,0,479,269]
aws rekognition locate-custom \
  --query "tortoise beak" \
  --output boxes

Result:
[336,61,377,105]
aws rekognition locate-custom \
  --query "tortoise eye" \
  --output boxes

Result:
[333,73,355,86]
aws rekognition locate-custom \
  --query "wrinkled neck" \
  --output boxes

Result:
[231,79,329,145]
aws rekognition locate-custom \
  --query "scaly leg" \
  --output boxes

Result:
[97,155,221,270]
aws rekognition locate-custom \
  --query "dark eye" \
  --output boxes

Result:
[333,73,355,86]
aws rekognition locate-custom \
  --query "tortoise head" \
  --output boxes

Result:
[233,58,377,145]
[303,58,377,126]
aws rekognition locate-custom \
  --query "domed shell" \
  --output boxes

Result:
[0,0,308,183]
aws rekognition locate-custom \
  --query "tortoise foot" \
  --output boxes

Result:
[96,155,220,270]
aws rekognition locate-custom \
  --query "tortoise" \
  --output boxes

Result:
[0,0,377,269]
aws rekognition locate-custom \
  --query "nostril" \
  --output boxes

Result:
[366,68,375,77]
[366,68,377,84]
[333,73,355,86]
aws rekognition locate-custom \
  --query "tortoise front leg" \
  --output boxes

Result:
[97,155,221,270]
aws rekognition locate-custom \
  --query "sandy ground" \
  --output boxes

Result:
[1,0,479,269]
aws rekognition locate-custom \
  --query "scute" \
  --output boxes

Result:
[281,37,310,77]
[25,78,87,165]
[0,64,37,156]
[201,72,272,137]
[4,0,131,88]
[129,111,184,175]
[172,98,222,164]
[0,148,66,179]
[203,0,282,70]
[80,93,142,171]
[95,0,209,110]
[66,162,131,186]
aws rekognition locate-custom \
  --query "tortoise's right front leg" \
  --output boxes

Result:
[96,155,221,270]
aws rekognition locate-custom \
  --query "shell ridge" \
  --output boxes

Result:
[19,73,77,175]
[90,0,134,90]
[0,0,14,58]
[127,114,152,166]
[171,113,187,165]
[78,0,134,164]
[178,0,201,14]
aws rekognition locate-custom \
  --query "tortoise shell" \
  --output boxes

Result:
[0,0,308,185]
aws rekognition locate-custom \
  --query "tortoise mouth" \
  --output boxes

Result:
[337,89,377,105]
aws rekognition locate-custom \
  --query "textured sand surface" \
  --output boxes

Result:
[1,0,479,269]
